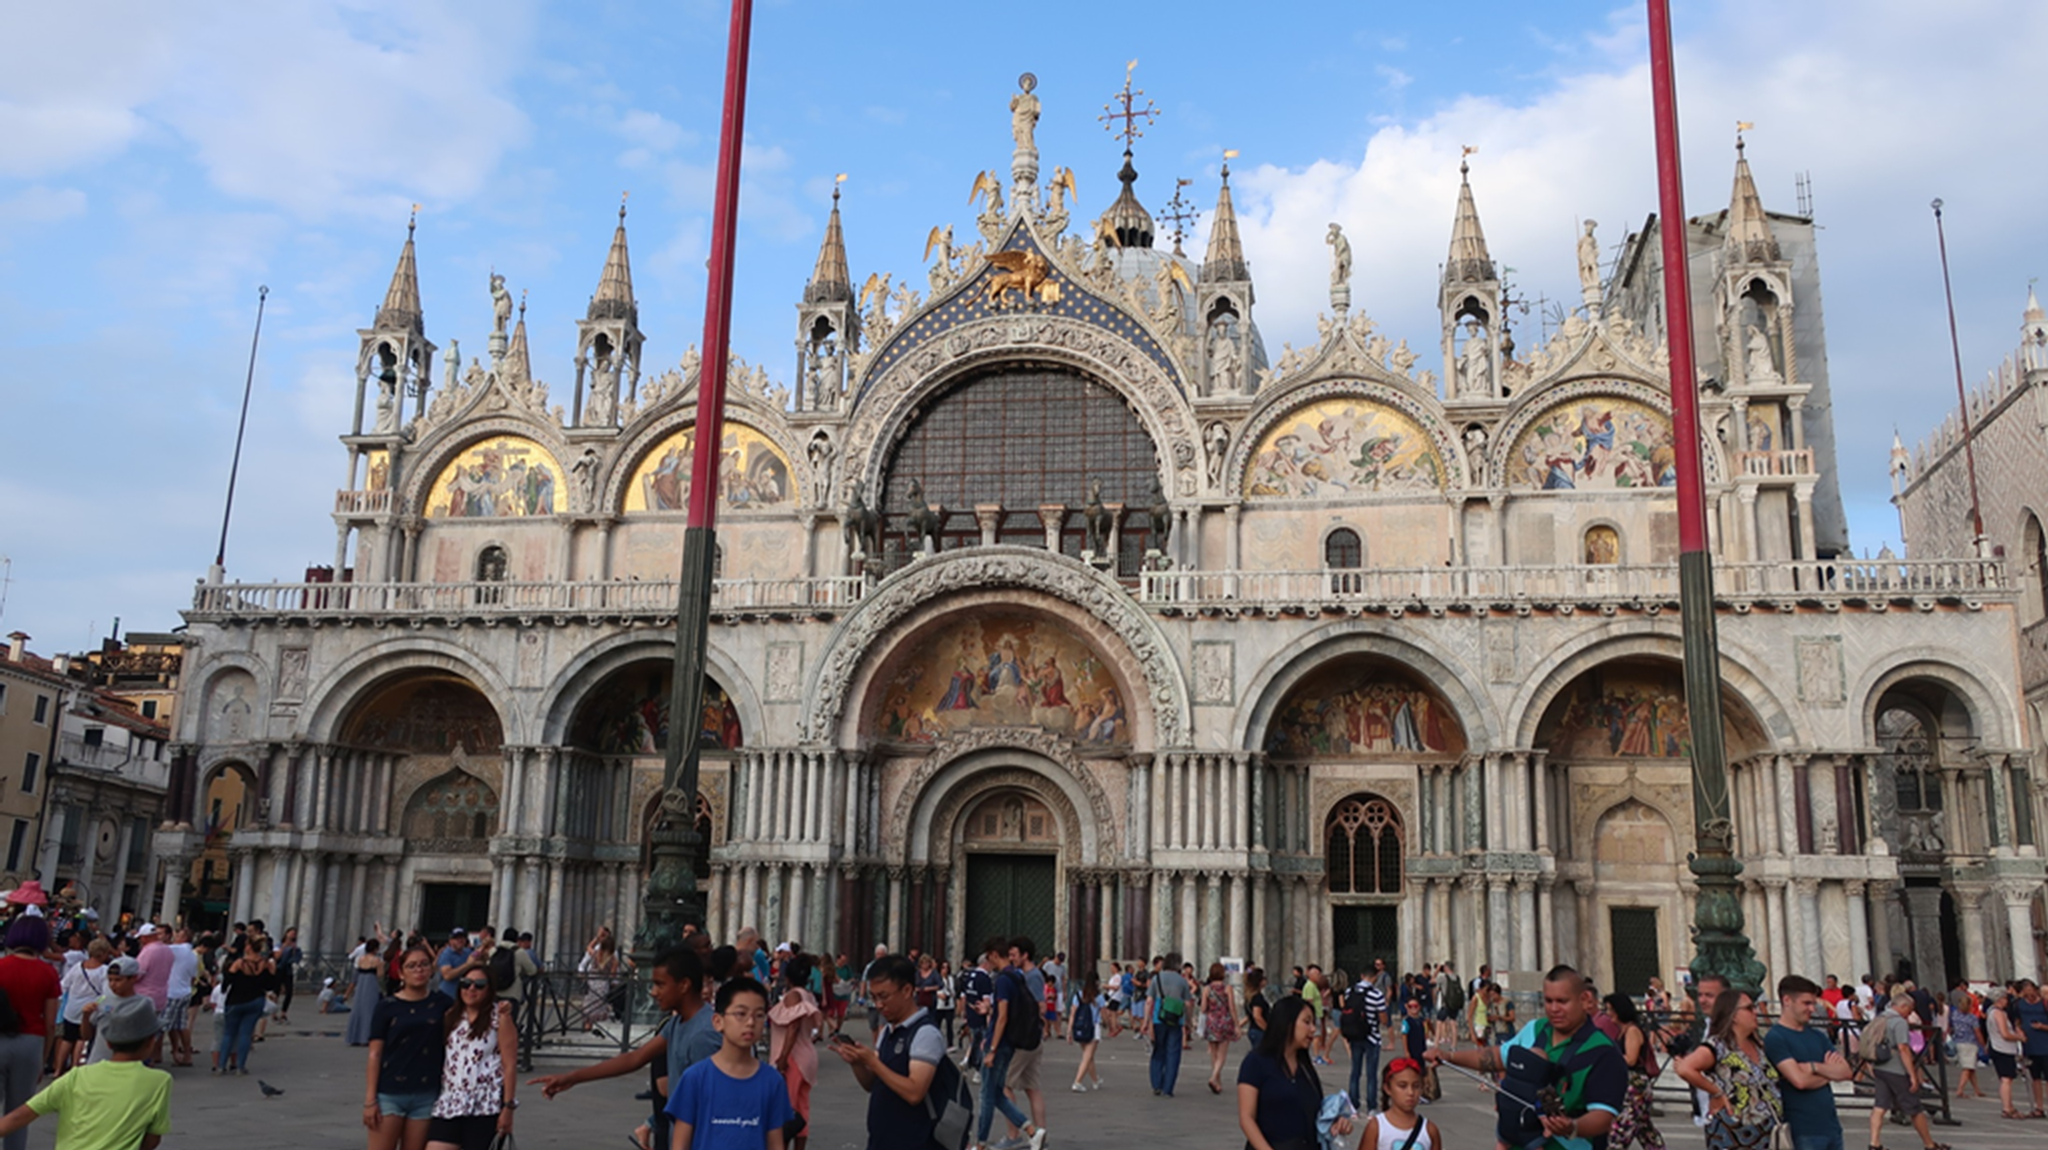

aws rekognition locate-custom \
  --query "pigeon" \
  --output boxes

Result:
[258,1080,285,1099]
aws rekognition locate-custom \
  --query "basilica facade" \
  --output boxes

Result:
[166,85,2044,992]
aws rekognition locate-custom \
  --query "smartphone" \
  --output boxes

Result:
[830,1033,857,1047]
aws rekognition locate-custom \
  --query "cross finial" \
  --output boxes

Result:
[408,203,419,236]
[1736,120,1754,154]
[834,172,847,204]
[620,190,629,221]
[518,288,527,321]
[1160,177,1200,256]
[1099,59,1159,150]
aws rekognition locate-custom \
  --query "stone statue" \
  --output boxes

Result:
[1463,424,1488,464]
[490,273,513,337]
[1577,219,1601,300]
[1458,321,1490,396]
[1145,479,1172,552]
[443,339,461,393]
[571,447,599,512]
[1082,479,1112,557]
[373,374,399,434]
[1010,74,1040,158]
[1389,338,1417,377]
[1206,422,1230,487]
[1208,325,1241,393]
[585,375,616,426]
[1745,325,1781,382]
[1326,223,1353,312]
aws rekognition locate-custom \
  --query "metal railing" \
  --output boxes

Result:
[1638,1008,1959,1125]
[1140,558,2007,609]
[189,576,869,620]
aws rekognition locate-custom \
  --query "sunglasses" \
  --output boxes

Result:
[459,979,490,990]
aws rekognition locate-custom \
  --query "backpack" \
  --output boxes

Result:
[1858,1015,1896,1065]
[1340,985,1375,1040]
[489,945,518,994]
[1440,977,1466,1016]
[911,1013,975,1150]
[1000,971,1042,1051]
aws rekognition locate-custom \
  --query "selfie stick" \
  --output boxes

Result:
[1433,1058,1546,1118]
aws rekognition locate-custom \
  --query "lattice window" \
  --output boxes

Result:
[879,366,1161,575]
[1877,706,1942,812]
[403,771,500,846]
[1326,795,1403,894]
[1324,529,1362,569]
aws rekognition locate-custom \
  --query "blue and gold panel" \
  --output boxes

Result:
[854,224,1181,402]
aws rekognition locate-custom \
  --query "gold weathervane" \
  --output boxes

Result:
[1099,59,1158,149]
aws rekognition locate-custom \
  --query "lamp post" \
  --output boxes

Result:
[636,0,755,961]
[1645,0,1765,993]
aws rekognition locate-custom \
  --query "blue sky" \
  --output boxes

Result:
[3,0,2046,647]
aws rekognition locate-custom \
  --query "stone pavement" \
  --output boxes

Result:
[17,1023,2041,1149]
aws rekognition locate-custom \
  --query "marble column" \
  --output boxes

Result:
[1762,880,1788,986]
[1228,872,1249,961]
[1999,883,2040,983]
[1903,885,1946,990]
[1512,877,1537,973]
[1250,874,1269,970]
[1486,877,1509,972]
[1868,882,1897,975]
[787,864,808,950]
[1180,872,1199,963]
[1954,889,1989,982]
[1202,872,1223,964]
[1792,878,1822,979]
[1844,881,1871,978]
[1536,879,1556,969]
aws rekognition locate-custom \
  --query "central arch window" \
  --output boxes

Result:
[880,366,1161,575]
[1327,795,1403,894]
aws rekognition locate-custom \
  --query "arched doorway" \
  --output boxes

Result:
[1591,799,1679,997]
[958,790,1062,959]
[1325,793,1404,977]
[1871,677,1976,984]
[188,761,253,930]
[402,767,500,937]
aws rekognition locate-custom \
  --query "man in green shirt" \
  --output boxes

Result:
[0,994,170,1150]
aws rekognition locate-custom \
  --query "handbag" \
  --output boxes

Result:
[487,1134,516,1150]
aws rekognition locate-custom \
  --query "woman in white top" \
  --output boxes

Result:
[54,938,111,1073]
[426,973,515,1150]
[1986,987,2027,1119]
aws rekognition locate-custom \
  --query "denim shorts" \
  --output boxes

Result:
[377,1091,440,1120]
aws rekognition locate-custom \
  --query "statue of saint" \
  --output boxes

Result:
[1577,219,1601,299]
[1745,325,1780,382]
[443,339,461,393]
[1459,321,1490,396]
[373,375,399,434]
[490,273,513,337]
[1326,223,1352,288]
[1010,75,1040,157]
[1209,325,1241,393]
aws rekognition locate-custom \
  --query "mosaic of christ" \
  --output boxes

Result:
[1264,659,1466,757]
[869,615,1128,746]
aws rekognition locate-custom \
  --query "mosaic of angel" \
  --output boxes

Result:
[1244,400,1444,498]
[870,615,1126,746]
[1513,401,1677,490]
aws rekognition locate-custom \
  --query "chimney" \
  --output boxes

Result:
[5,632,25,663]
[52,654,70,675]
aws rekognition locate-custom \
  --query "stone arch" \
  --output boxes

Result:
[402,418,572,519]
[1592,798,1680,867]
[2020,508,2048,624]
[1235,623,1500,753]
[1506,624,1799,751]
[535,632,762,750]
[1852,653,2018,749]
[1229,378,1465,494]
[195,759,258,834]
[1490,376,1727,488]
[183,651,273,742]
[299,639,518,746]
[609,405,811,515]
[840,313,1200,503]
[199,665,263,746]
[804,547,1189,748]
[1580,519,1625,565]
[895,732,1113,868]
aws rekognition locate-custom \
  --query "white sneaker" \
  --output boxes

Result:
[1028,1128,1049,1150]
[1070,1082,1086,1092]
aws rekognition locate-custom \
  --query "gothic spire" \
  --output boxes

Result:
[377,211,423,329]
[1201,160,1248,282]
[1445,160,1494,284]
[588,199,638,323]
[1725,136,1780,263]
[805,184,853,304]
[2025,284,2045,326]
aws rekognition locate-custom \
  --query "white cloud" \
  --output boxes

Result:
[0,1,535,219]
[0,185,87,230]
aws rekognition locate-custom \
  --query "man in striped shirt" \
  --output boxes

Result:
[1341,972,1390,1112]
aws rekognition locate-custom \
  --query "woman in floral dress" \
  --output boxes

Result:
[1603,992,1667,1149]
[1674,990,1783,1150]
[1201,961,1240,1094]
[425,972,516,1150]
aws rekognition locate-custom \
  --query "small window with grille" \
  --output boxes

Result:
[1326,795,1403,894]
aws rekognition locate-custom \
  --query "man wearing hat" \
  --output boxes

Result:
[0,994,172,1149]
[79,958,154,1067]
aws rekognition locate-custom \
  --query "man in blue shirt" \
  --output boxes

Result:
[530,947,720,1150]
[1764,974,1854,1150]
[435,929,474,999]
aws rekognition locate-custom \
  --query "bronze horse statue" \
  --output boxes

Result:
[842,480,879,558]
[905,478,945,555]
[1082,478,1112,556]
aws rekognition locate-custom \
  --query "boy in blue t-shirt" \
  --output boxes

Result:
[666,977,795,1150]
